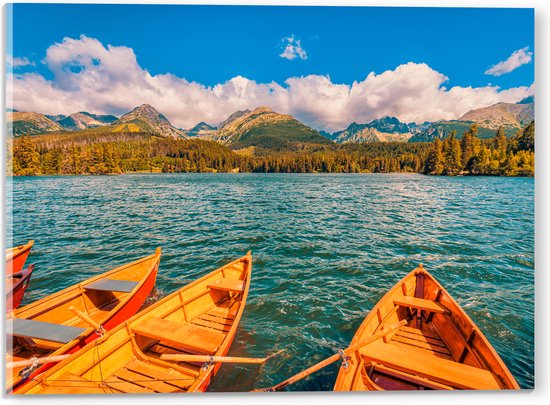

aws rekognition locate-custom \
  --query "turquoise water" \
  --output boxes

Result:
[6,173,534,390]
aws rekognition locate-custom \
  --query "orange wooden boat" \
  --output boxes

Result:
[6,248,161,393]
[6,264,34,312]
[6,240,34,275]
[16,252,252,395]
[333,264,519,391]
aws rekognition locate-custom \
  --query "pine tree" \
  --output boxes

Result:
[424,138,444,174]
[13,135,41,176]
[460,124,478,169]
[494,126,508,161]
[515,121,534,152]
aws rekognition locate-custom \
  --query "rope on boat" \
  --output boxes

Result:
[337,349,350,370]
[19,357,40,379]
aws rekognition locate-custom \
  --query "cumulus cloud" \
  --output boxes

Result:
[485,47,533,76]
[7,35,534,132]
[6,55,35,68]
[279,35,307,60]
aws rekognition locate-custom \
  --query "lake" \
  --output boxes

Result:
[6,173,535,390]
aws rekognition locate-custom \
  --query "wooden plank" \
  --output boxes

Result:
[198,313,232,327]
[132,318,224,354]
[391,335,452,357]
[389,341,454,361]
[216,298,240,311]
[192,317,231,332]
[114,368,181,393]
[395,329,447,348]
[104,376,155,394]
[146,344,200,376]
[200,312,233,323]
[401,325,440,340]
[38,373,113,394]
[208,308,237,319]
[125,358,193,390]
[207,278,245,293]
[430,313,481,366]
[361,341,501,390]
[372,363,455,390]
[394,296,450,315]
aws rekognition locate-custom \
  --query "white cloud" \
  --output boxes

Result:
[279,35,307,60]
[6,55,35,68]
[7,35,534,132]
[485,47,533,76]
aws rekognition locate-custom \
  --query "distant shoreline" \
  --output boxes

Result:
[6,171,534,178]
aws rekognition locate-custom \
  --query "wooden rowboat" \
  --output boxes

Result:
[6,265,35,312]
[333,264,519,391]
[6,240,34,275]
[17,252,252,395]
[6,248,161,393]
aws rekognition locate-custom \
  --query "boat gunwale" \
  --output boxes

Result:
[11,248,161,321]
[187,252,252,392]
[6,240,34,261]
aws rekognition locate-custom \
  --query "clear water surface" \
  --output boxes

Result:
[6,173,534,390]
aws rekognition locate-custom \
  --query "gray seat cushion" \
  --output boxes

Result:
[7,318,87,343]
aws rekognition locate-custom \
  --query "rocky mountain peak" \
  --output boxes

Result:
[114,104,187,138]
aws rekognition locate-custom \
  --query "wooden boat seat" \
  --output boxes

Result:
[132,318,224,354]
[84,279,139,293]
[7,318,87,344]
[393,296,450,314]
[207,278,245,293]
[361,340,502,390]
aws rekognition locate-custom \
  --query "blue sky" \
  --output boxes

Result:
[7,4,535,131]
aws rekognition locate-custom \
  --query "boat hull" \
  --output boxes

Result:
[6,240,34,276]
[6,265,34,312]
[333,265,519,391]
[17,253,252,395]
[7,249,161,393]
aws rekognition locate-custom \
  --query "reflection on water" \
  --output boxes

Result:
[7,173,534,390]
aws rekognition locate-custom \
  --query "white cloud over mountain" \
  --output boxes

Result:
[485,47,533,76]
[7,35,534,132]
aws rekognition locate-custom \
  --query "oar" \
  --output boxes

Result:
[254,319,408,392]
[161,349,285,365]
[69,306,105,334]
[7,354,71,369]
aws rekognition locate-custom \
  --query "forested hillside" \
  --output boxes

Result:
[8,122,534,176]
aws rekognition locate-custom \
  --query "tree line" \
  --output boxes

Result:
[7,122,534,177]
[423,121,534,176]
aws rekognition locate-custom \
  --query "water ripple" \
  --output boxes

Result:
[6,173,534,390]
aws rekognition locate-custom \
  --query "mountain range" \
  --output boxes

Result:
[6,99,534,148]
[330,117,424,143]
[210,106,330,149]
[408,100,533,142]
[55,112,118,131]
[6,111,64,136]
